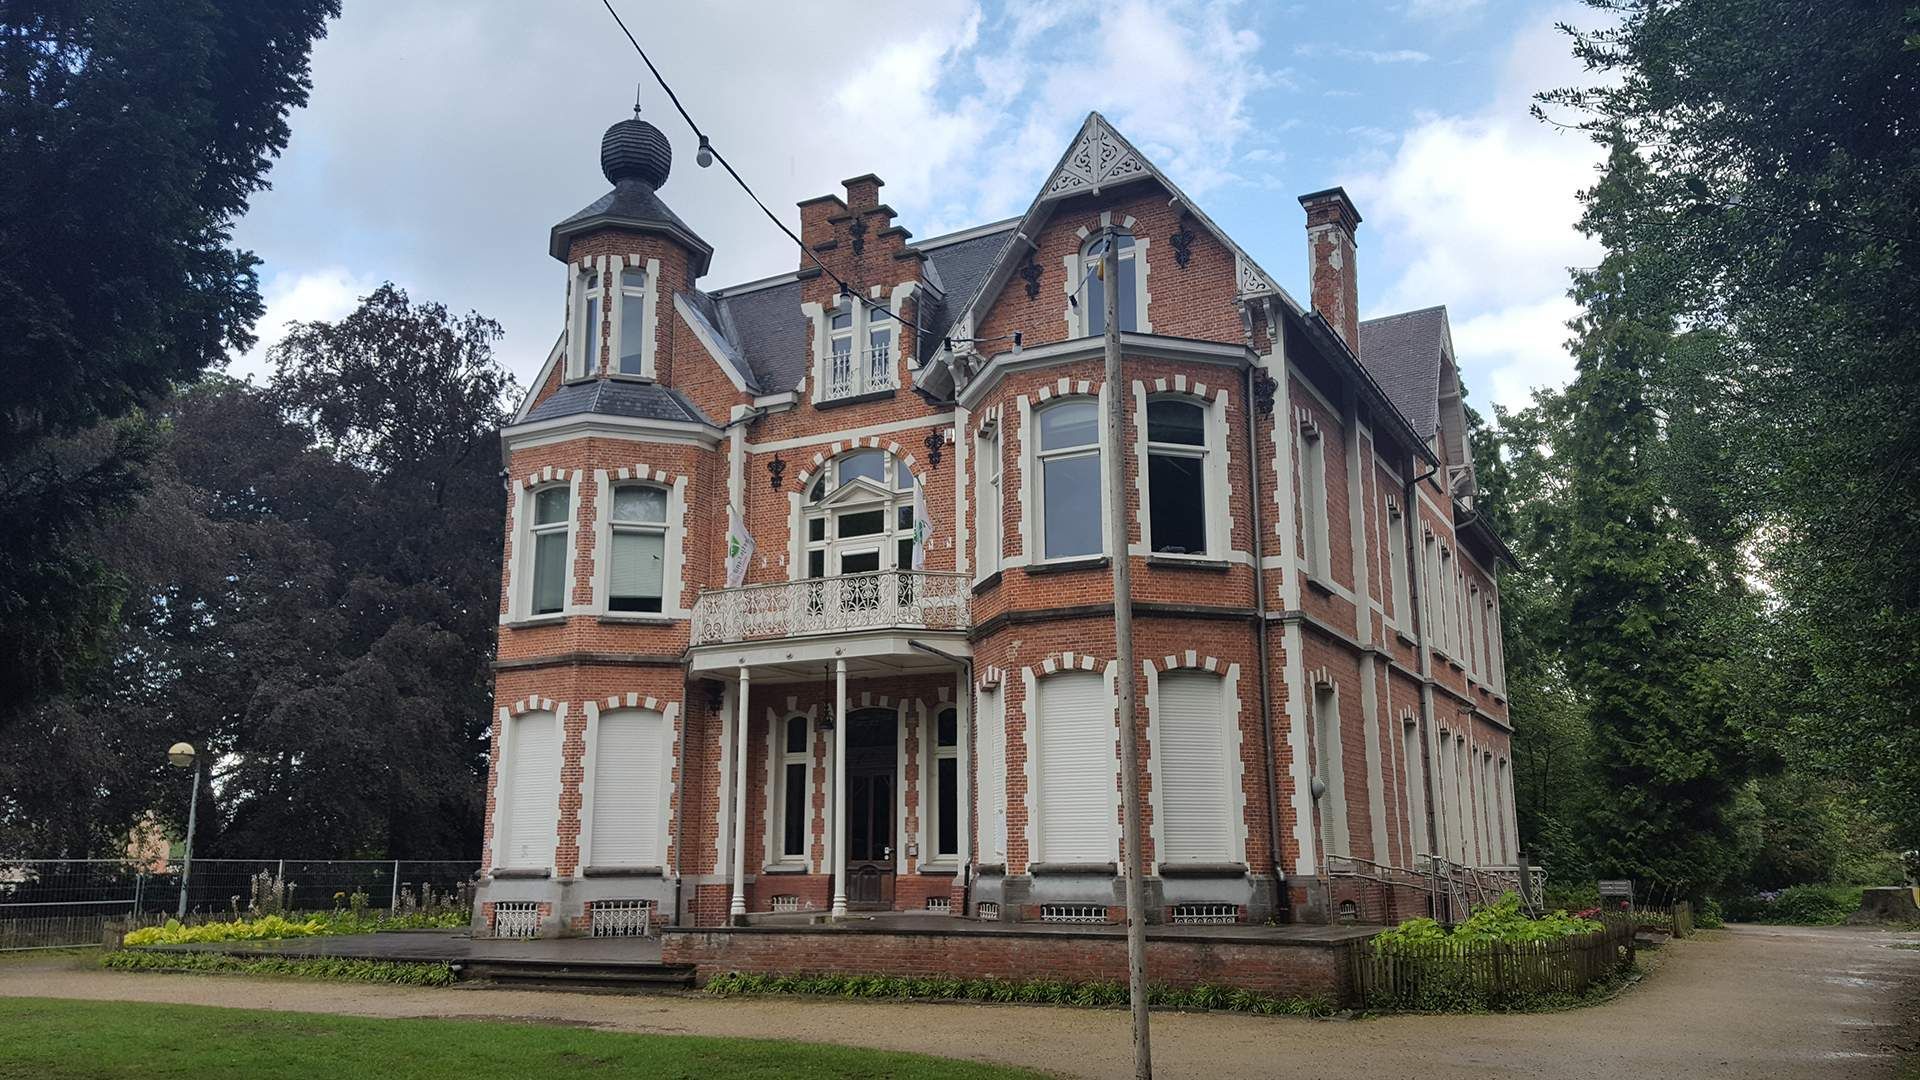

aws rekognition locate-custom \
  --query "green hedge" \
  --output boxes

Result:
[102,949,455,986]
[703,970,1334,1016]
[122,909,468,947]
[1371,893,1601,951]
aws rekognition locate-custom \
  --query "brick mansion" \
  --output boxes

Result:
[475,104,1518,939]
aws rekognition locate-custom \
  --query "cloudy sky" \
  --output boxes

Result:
[230,0,1607,413]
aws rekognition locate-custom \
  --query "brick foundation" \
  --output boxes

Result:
[661,924,1355,1002]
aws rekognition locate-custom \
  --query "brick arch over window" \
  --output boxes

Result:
[594,465,692,618]
[976,665,1006,692]
[793,434,945,491]
[1019,654,1120,870]
[518,466,579,489]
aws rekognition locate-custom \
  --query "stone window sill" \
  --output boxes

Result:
[505,614,568,629]
[1026,555,1109,576]
[582,865,662,877]
[814,388,897,410]
[1304,573,1338,597]
[1146,554,1230,571]
[490,867,551,880]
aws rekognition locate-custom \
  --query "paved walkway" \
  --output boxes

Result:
[4,924,1916,1078]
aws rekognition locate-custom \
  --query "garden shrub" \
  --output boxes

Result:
[702,971,1333,1017]
[1723,884,1862,925]
[121,908,468,947]
[1371,894,1601,952]
[102,949,455,986]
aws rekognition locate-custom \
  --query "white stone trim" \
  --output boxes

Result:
[1129,380,1240,563]
[1020,657,1121,870]
[488,701,568,875]
[577,696,678,878]
[764,706,817,870]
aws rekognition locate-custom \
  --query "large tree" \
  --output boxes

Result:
[1542,0,1920,857]
[0,0,339,727]
[0,287,514,860]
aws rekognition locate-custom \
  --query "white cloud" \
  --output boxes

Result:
[231,267,383,383]
[1295,44,1431,64]
[1349,5,1605,410]
[235,0,1281,387]
[1403,0,1488,17]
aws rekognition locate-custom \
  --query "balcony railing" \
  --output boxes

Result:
[823,344,896,401]
[691,570,969,646]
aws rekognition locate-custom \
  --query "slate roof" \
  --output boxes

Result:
[1357,305,1449,439]
[550,179,714,271]
[522,377,716,427]
[683,222,1019,398]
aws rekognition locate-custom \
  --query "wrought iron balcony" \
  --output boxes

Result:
[691,570,970,646]
[823,344,896,401]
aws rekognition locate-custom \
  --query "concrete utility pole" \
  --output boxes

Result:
[1100,227,1153,1079]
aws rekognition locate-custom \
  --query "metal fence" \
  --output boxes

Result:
[0,858,480,950]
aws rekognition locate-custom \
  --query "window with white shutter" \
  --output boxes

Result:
[1033,671,1115,864]
[588,708,664,868]
[502,710,559,870]
[1154,672,1234,865]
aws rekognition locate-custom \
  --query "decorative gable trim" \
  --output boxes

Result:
[1041,118,1152,201]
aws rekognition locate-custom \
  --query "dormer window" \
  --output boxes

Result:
[569,268,602,378]
[1082,232,1138,336]
[616,267,647,376]
[818,298,898,402]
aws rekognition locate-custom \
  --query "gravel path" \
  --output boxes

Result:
[4,924,1915,1078]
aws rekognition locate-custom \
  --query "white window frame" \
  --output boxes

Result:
[608,259,659,380]
[603,481,669,615]
[1033,397,1105,563]
[568,265,603,379]
[1300,418,1331,581]
[800,450,917,581]
[767,711,814,868]
[1312,683,1350,861]
[1386,499,1412,635]
[1064,216,1152,338]
[976,684,1006,864]
[1142,395,1214,558]
[812,292,902,403]
[974,421,1002,580]
[516,480,576,620]
[1487,594,1507,694]
[590,471,687,620]
[925,705,963,865]
[1401,716,1427,857]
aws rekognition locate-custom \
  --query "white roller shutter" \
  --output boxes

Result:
[504,711,559,868]
[1156,673,1232,864]
[1035,671,1115,863]
[590,709,664,866]
[979,687,1006,862]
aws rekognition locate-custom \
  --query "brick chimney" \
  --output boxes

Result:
[1298,187,1362,350]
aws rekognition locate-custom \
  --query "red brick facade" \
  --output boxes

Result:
[475,111,1516,940]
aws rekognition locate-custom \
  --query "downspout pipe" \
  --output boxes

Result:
[1241,299,1288,923]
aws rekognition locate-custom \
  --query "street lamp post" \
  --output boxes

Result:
[168,742,200,918]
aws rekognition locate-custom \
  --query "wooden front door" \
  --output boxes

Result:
[844,708,896,909]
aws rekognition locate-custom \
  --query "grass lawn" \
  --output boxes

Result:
[0,998,1043,1080]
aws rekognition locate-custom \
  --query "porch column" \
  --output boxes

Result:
[730,666,751,921]
[831,657,849,917]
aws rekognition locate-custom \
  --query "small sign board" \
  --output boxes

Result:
[1597,879,1634,906]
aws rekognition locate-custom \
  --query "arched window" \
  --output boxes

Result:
[528,485,571,616]
[803,449,918,579]
[1082,232,1138,336]
[1036,400,1102,561]
[776,714,811,863]
[1146,399,1208,555]
[608,483,667,612]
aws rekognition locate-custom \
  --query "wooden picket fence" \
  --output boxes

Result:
[1345,918,1637,1010]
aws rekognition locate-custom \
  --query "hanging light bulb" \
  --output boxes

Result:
[696,134,714,168]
